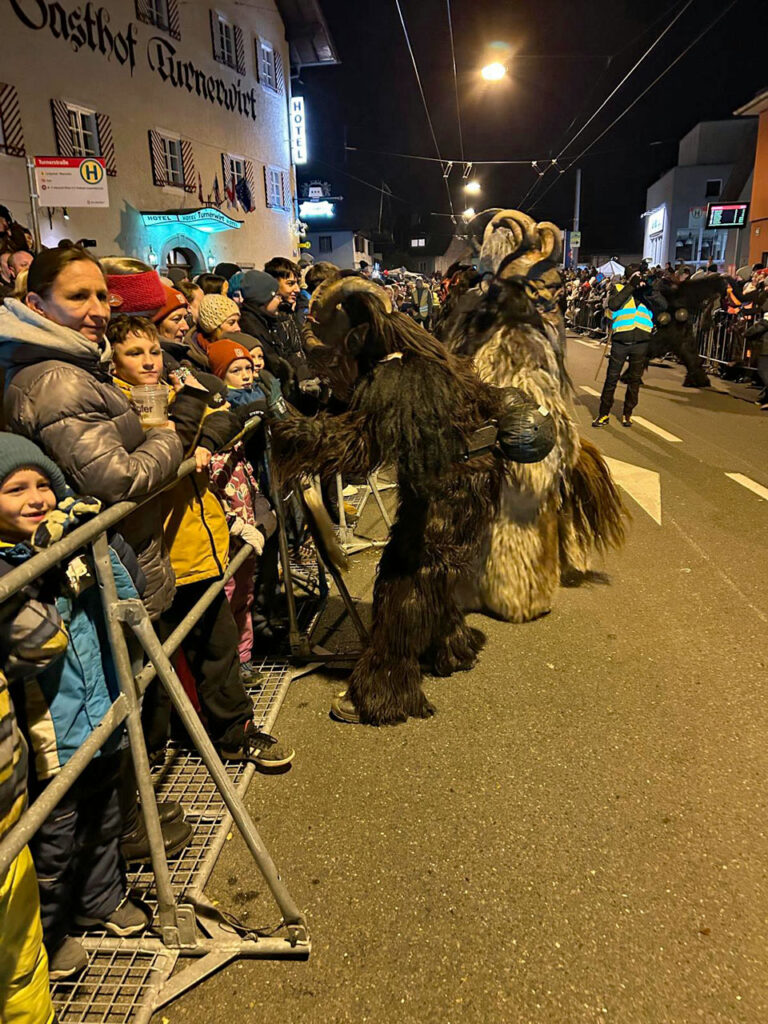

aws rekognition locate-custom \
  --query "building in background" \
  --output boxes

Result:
[0,0,336,273]
[642,118,757,270]
[304,228,377,270]
[735,87,768,268]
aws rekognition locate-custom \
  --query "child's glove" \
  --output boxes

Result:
[32,495,102,550]
[229,518,265,556]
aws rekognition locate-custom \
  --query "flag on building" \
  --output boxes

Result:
[213,174,222,208]
[235,177,254,213]
[198,171,204,204]
[225,177,236,209]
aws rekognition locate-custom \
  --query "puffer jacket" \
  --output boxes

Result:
[239,303,313,383]
[0,539,139,780]
[113,375,233,586]
[0,298,184,618]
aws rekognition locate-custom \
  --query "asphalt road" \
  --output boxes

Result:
[168,340,768,1024]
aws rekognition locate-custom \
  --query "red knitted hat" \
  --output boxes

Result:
[107,270,166,316]
[206,340,254,379]
[152,284,188,324]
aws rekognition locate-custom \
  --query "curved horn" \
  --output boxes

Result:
[463,208,502,254]
[537,221,563,263]
[485,209,538,251]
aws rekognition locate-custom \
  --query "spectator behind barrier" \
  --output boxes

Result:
[0,247,184,619]
[0,432,150,981]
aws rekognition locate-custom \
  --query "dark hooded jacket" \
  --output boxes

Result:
[0,298,184,618]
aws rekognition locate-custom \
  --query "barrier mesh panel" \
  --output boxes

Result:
[51,653,293,1022]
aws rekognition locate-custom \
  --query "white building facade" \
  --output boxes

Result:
[0,0,333,274]
[642,118,756,272]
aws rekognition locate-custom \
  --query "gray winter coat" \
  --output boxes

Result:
[0,299,184,618]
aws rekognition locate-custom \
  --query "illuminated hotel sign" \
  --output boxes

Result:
[299,200,335,218]
[706,203,749,229]
[141,207,242,233]
[290,97,307,165]
[646,206,665,235]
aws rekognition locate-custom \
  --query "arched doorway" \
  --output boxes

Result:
[159,235,205,279]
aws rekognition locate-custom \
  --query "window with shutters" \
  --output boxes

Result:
[160,134,184,187]
[0,84,25,156]
[228,156,246,190]
[265,165,284,209]
[66,104,99,158]
[135,0,180,39]
[257,40,278,90]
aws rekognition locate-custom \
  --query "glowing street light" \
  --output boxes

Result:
[462,207,476,219]
[464,180,481,195]
[481,61,506,81]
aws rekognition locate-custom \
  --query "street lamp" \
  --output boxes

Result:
[462,207,476,219]
[464,180,481,195]
[481,62,506,81]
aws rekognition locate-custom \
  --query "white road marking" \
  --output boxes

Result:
[631,417,683,443]
[572,337,602,349]
[579,385,601,397]
[604,457,662,525]
[725,473,768,502]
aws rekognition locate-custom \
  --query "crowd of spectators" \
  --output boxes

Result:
[0,209,414,1013]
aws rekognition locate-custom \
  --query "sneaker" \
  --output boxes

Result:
[120,813,193,865]
[220,720,295,768]
[49,937,88,981]
[622,415,632,427]
[592,415,610,428]
[239,661,264,687]
[330,691,361,724]
[75,897,151,937]
[761,402,768,411]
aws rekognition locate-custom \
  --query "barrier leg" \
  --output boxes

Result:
[91,534,194,946]
[116,599,309,947]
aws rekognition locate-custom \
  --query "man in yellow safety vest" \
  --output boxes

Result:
[593,266,654,428]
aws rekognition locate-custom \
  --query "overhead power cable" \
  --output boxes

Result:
[517,0,696,211]
[446,0,465,162]
[527,0,740,216]
[393,0,457,222]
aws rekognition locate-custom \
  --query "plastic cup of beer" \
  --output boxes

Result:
[131,385,169,428]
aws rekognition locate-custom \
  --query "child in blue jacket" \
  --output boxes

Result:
[0,434,150,981]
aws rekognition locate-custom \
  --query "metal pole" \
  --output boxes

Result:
[90,533,186,944]
[25,157,42,253]
[122,602,309,945]
[572,167,582,269]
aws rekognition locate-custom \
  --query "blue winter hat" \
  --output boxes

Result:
[0,433,69,500]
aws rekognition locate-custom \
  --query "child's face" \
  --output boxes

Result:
[113,331,164,386]
[0,469,57,540]
[225,357,254,388]
[250,346,265,373]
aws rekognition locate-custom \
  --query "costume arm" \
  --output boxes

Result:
[270,410,375,482]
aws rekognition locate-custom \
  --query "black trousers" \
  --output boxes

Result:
[29,754,124,954]
[599,340,649,417]
[145,582,253,753]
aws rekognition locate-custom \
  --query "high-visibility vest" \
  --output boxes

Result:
[610,296,653,335]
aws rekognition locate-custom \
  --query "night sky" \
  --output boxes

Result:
[297,0,766,257]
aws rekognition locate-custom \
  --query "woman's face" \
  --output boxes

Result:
[158,307,188,343]
[112,331,164,386]
[26,260,110,344]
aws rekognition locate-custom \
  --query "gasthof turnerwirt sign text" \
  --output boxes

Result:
[9,0,262,123]
[34,157,110,208]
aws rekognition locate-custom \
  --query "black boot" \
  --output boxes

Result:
[120,810,193,865]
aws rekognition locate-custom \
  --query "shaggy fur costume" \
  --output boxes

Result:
[646,275,727,387]
[436,210,625,622]
[272,280,508,726]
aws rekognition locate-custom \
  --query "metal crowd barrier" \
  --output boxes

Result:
[696,312,760,372]
[0,438,311,1023]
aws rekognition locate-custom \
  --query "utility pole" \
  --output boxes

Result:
[571,167,582,269]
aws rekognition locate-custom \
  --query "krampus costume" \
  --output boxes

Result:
[646,273,727,387]
[271,278,554,725]
[435,209,625,623]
